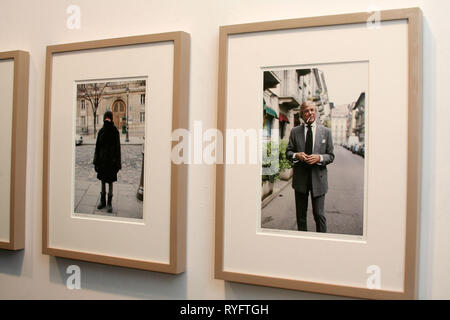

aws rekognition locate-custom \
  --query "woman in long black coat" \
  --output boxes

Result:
[93,111,121,213]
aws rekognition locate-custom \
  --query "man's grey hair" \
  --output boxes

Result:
[299,100,317,117]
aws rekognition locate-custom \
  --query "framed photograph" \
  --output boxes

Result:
[215,8,422,298]
[43,32,190,273]
[0,50,29,251]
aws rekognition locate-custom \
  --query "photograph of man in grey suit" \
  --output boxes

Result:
[261,64,366,236]
[286,101,335,232]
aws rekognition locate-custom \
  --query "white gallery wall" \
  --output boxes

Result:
[0,0,448,299]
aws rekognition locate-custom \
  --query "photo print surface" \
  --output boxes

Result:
[74,78,147,220]
[261,62,368,237]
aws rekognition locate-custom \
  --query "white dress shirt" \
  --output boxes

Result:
[293,121,324,164]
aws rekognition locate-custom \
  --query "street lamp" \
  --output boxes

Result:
[136,140,144,201]
[125,85,130,142]
[84,92,89,134]
[94,85,99,138]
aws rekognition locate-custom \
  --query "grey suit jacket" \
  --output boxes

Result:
[286,124,335,197]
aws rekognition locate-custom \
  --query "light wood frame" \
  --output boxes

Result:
[215,8,422,299]
[0,50,29,251]
[43,32,190,274]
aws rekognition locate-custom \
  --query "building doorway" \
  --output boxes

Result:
[112,99,126,131]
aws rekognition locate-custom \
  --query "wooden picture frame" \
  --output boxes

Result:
[215,8,422,299]
[43,32,190,273]
[0,50,29,251]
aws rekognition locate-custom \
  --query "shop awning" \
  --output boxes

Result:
[263,103,278,119]
[279,113,290,123]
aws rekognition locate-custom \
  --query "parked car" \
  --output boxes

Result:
[358,143,365,157]
[75,135,83,146]
[351,142,364,156]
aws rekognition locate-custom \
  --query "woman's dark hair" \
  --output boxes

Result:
[103,110,113,121]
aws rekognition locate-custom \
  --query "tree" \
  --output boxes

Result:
[79,82,110,138]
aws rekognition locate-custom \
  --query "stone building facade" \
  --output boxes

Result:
[346,92,366,145]
[76,80,146,138]
[352,92,366,143]
[331,104,349,145]
[263,68,332,143]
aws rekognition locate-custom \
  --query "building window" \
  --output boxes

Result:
[81,100,85,110]
[279,121,286,139]
[140,112,145,123]
[81,116,86,126]
[141,94,145,105]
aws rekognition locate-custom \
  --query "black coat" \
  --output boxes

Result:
[93,120,121,183]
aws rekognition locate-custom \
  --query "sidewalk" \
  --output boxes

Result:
[75,180,143,219]
[262,178,292,209]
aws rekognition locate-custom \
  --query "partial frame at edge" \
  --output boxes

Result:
[0,50,29,251]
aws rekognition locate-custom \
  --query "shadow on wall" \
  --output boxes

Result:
[224,281,350,300]
[0,250,25,276]
[49,256,187,299]
[418,16,436,299]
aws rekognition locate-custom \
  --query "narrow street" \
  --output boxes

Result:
[261,145,364,236]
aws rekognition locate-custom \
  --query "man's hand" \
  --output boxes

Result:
[295,152,308,162]
[305,154,321,165]
[296,153,321,164]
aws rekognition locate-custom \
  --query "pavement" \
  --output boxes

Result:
[262,178,292,209]
[74,140,144,219]
[75,181,143,219]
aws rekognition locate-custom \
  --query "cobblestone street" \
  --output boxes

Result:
[74,143,144,219]
[75,144,143,186]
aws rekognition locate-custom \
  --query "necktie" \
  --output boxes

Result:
[305,124,313,155]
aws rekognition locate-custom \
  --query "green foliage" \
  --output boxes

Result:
[261,141,273,168]
[262,140,292,184]
[278,140,292,172]
[262,173,279,183]
[262,141,279,183]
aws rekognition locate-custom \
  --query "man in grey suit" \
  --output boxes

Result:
[286,101,335,232]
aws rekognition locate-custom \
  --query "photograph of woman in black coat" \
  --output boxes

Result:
[93,111,122,213]
[74,79,145,219]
